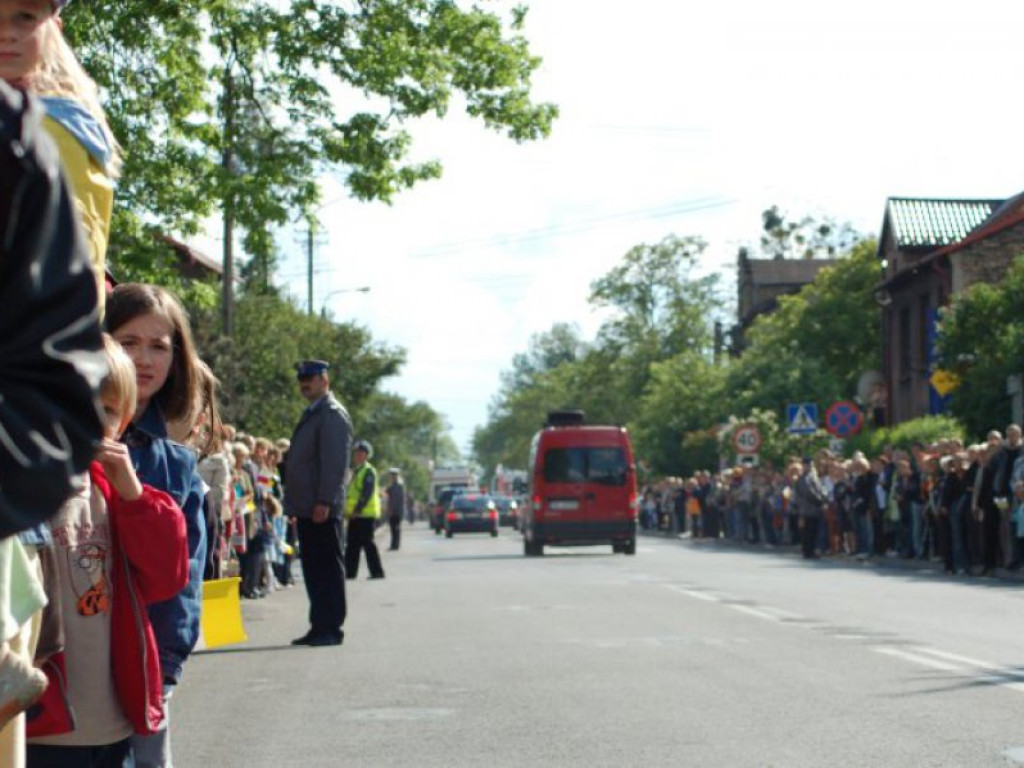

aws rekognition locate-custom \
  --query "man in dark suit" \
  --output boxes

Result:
[284,360,352,647]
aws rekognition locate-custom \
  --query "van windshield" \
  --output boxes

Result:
[543,448,627,486]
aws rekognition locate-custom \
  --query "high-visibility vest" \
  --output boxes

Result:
[346,462,381,519]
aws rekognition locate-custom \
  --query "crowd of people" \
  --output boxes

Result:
[0,2,401,764]
[3,1,1023,766]
[641,425,1024,573]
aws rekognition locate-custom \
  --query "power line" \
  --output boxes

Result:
[276,195,736,279]
[407,197,735,259]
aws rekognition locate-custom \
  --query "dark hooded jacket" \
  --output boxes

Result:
[0,82,105,537]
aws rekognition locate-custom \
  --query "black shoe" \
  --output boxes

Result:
[307,632,344,647]
[291,631,315,646]
[368,573,385,580]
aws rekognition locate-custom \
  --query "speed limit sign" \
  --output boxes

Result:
[732,424,762,455]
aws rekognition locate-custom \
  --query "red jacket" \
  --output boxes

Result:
[31,463,189,737]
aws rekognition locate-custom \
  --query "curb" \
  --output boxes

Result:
[640,530,1024,584]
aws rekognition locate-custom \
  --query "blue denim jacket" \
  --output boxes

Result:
[124,403,207,684]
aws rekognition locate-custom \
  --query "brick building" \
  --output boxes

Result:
[732,247,837,353]
[876,193,1024,425]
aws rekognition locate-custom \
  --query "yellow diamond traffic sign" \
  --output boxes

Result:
[930,369,960,397]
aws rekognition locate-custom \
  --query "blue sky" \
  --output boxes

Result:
[263,0,1024,456]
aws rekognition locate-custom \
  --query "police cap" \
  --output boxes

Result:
[353,439,373,457]
[295,359,330,379]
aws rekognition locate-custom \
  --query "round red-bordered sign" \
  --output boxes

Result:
[732,424,762,454]
[824,400,864,438]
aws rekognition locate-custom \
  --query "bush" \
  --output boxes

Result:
[845,415,967,457]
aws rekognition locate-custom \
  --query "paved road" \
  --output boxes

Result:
[174,526,1024,767]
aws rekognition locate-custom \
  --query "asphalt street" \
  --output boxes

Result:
[174,525,1024,767]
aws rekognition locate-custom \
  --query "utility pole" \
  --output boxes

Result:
[221,66,236,337]
[307,219,314,316]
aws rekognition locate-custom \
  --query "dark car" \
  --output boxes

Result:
[431,488,462,534]
[494,496,520,529]
[445,493,499,538]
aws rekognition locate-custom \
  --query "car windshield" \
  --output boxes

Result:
[453,496,493,511]
[543,447,627,486]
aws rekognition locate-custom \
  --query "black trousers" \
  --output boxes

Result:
[241,532,266,596]
[982,503,1000,571]
[801,516,820,558]
[297,517,347,635]
[27,739,133,767]
[388,515,401,550]
[345,516,385,578]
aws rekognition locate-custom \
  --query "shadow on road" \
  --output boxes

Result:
[431,553,536,563]
[674,533,1024,589]
[431,551,614,562]
[194,644,302,656]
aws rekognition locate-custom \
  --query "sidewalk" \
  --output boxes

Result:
[641,528,1024,584]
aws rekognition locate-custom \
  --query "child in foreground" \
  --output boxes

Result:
[0,0,120,303]
[26,335,189,768]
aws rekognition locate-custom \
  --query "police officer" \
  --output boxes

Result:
[385,468,405,551]
[344,441,385,580]
[285,360,350,647]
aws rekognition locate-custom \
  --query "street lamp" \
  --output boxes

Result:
[320,286,370,317]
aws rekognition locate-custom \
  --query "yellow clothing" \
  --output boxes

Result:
[346,463,381,519]
[42,116,113,308]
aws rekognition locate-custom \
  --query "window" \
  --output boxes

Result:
[543,448,627,486]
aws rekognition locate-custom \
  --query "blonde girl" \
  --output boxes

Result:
[0,0,121,304]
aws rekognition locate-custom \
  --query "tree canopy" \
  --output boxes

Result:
[64,1,557,282]
[938,254,1024,437]
[474,218,877,477]
[61,1,558,462]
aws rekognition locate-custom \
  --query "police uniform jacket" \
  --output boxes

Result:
[284,392,352,519]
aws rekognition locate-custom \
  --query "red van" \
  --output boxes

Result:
[521,411,638,556]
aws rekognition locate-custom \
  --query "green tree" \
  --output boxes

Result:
[727,239,880,415]
[357,392,454,503]
[193,290,405,439]
[63,1,557,286]
[760,205,862,260]
[473,352,578,472]
[501,322,587,392]
[474,235,723,472]
[631,352,728,475]
[937,254,1024,438]
[588,234,721,422]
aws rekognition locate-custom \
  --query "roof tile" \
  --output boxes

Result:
[888,198,1002,248]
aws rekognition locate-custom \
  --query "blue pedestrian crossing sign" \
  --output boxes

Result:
[787,403,818,435]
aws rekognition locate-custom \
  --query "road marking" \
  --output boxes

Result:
[874,647,964,673]
[727,604,782,622]
[909,647,1024,692]
[756,605,801,620]
[665,585,719,602]
[911,647,1024,677]
[873,646,1024,695]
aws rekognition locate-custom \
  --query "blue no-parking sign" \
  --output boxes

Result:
[824,400,864,438]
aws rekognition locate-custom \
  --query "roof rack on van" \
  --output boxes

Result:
[546,410,585,427]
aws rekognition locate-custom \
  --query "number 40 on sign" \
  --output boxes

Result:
[733,424,762,455]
